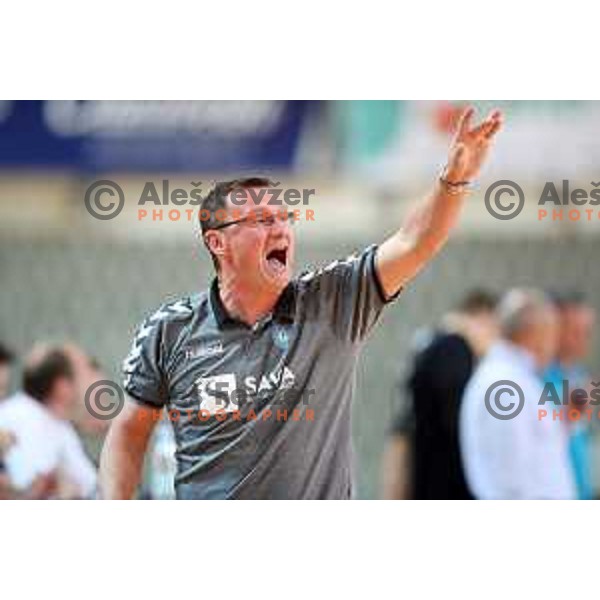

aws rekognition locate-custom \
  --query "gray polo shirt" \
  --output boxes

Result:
[123,244,398,499]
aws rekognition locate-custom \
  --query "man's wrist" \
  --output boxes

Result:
[438,163,473,195]
[437,176,472,196]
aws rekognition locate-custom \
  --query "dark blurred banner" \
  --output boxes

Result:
[4,100,600,183]
[0,100,310,172]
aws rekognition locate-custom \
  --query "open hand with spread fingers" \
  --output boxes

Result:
[443,106,503,185]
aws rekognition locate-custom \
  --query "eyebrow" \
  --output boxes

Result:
[246,208,275,219]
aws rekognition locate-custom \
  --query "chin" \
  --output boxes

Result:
[262,267,290,293]
[261,243,293,289]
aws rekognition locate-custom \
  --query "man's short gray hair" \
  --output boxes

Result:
[497,288,553,339]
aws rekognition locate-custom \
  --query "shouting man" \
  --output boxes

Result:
[100,107,503,499]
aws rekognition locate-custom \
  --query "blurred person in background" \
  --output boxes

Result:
[0,342,16,498]
[63,343,111,436]
[62,342,176,499]
[0,343,60,499]
[460,288,576,499]
[382,289,498,499]
[144,416,177,500]
[62,343,112,466]
[545,292,597,499]
[0,342,14,400]
[0,345,97,499]
[0,427,17,498]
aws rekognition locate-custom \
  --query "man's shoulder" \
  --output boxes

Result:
[295,246,376,284]
[421,331,471,359]
[155,293,206,320]
[0,392,56,435]
[125,293,210,366]
[137,293,208,331]
[466,347,543,403]
[292,246,378,304]
[124,293,210,385]
[0,392,45,418]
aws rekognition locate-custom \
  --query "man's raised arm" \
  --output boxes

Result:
[99,397,158,499]
[376,107,503,299]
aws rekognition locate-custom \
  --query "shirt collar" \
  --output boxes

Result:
[209,278,296,330]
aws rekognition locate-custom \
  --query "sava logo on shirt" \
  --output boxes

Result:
[195,365,296,413]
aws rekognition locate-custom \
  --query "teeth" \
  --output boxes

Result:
[267,250,286,262]
[264,246,288,277]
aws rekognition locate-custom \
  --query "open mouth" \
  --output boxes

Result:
[265,248,288,275]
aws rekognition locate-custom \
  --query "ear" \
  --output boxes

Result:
[204,230,226,259]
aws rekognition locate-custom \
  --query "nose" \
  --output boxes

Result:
[266,222,292,248]
[269,213,291,232]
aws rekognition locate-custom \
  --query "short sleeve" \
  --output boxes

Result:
[299,245,400,344]
[123,307,169,408]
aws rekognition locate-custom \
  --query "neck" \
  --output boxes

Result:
[218,272,280,326]
[43,398,63,420]
[504,336,541,369]
[442,313,490,357]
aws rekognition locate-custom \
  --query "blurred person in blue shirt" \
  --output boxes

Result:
[545,292,596,500]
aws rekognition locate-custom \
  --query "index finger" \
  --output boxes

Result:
[456,106,475,137]
[485,115,503,139]
[471,109,502,138]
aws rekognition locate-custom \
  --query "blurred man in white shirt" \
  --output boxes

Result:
[0,346,97,499]
[460,288,576,499]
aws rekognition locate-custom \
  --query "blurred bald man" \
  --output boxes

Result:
[460,288,576,499]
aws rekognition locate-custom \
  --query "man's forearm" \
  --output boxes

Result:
[99,405,155,499]
[376,182,468,297]
[403,181,467,261]
[381,435,413,499]
[99,424,146,499]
